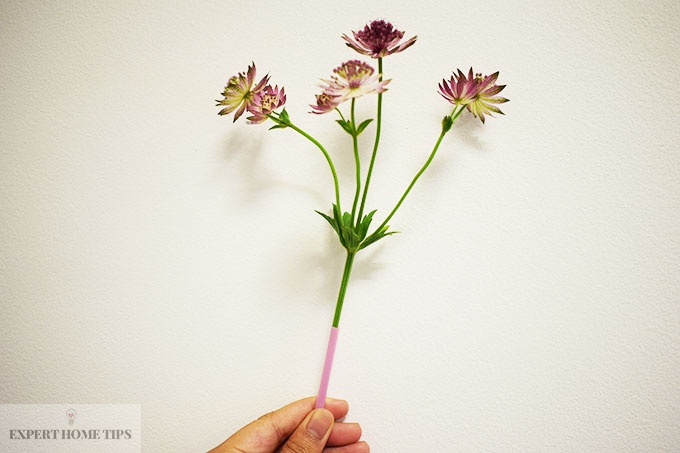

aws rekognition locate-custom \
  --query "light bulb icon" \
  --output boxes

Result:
[66,408,77,426]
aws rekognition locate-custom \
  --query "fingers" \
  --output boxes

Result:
[321,398,350,421]
[264,397,349,444]
[323,441,370,453]
[208,397,352,453]
[280,408,334,453]
[325,422,369,453]
[327,422,362,447]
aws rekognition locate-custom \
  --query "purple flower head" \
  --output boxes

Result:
[342,20,417,58]
[216,62,269,122]
[439,68,509,123]
[247,85,286,124]
[317,60,390,107]
[310,92,342,115]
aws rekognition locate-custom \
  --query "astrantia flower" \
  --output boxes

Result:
[342,19,417,58]
[310,92,342,115]
[216,62,269,122]
[438,68,481,107]
[318,60,390,105]
[247,85,286,124]
[439,68,509,123]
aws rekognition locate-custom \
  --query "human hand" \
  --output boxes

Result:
[208,397,369,453]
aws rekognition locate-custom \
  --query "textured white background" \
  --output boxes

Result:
[2,1,679,451]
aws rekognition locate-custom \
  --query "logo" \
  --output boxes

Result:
[66,408,76,426]
[1,404,141,452]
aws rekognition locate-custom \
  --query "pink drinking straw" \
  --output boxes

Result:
[315,326,340,408]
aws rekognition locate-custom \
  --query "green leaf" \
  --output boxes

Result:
[315,210,339,234]
[336,119,354,135]
[359,225,398,250]
[341,210,352,227]
[268,109,292,130]
[332,203,342,220]
[356,210,377,240]
[279,108,291,125]
[356,118,374,135]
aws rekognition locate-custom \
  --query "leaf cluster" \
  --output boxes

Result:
[269,108,292,130]
[316,205,396,252]
[336,118,373,137]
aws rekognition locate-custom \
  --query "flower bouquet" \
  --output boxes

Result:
[216,20,508,408]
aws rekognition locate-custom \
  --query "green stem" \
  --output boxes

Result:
[357,57,383,225]
[373,106,465,233]
[350,99,361,224]
[287,121,343,213]
[332,251,355,328]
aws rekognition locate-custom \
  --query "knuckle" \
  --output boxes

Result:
[280,436,313,453]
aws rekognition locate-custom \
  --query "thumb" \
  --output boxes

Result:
[280,408,334,453]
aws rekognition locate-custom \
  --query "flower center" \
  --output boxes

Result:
[356,20,403,50]
[334,60,374,82]
[317,93,335,105]
[260,93,276,112]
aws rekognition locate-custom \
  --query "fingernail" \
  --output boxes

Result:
[306,409,333,439]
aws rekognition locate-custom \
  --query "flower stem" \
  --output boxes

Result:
[332,251,356,328]
[356,57,383,225]
[350,99,361,224]
[374,106,465,233]
[286,121,343,213]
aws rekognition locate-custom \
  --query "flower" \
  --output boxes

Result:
[310,92,342,114]
[439,68,509,123]
[247,85,286,124]
[317,60,390,106]
[342,19,417,58]
[438,68,481,107]
[216,62,269,122]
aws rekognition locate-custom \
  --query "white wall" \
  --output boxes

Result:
[2,1,679,451]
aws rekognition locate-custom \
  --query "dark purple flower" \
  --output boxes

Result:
[342,20,417,58]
